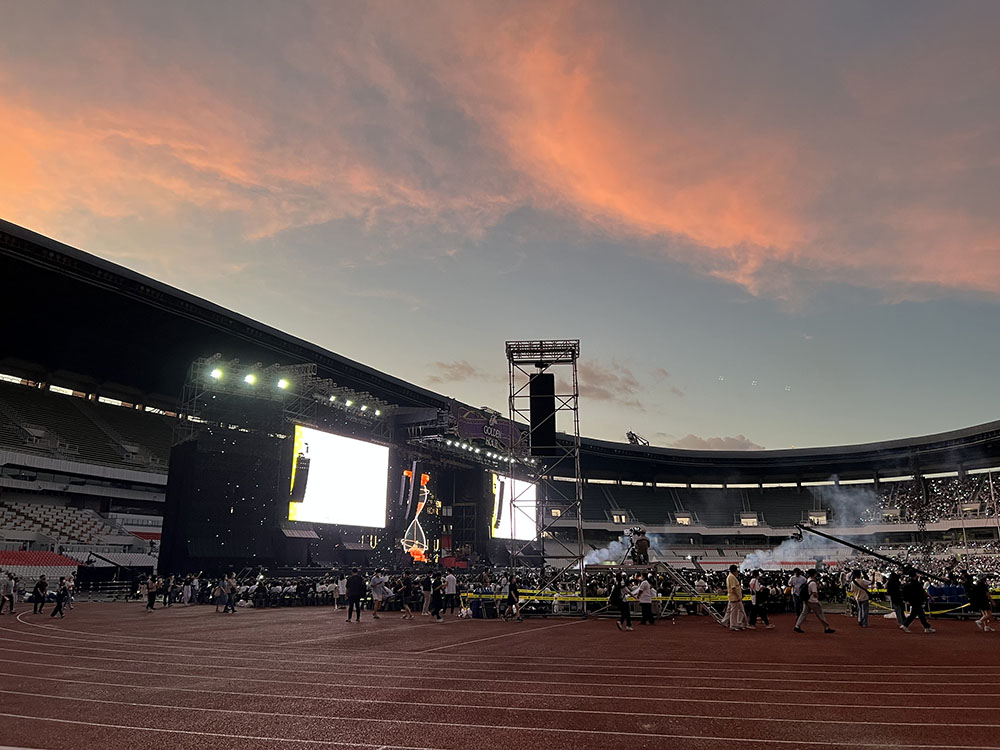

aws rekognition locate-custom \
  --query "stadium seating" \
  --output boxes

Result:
[0,499,127,545]
[0,550,80,586]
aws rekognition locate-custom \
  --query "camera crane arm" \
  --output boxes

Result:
[794,524,950,586]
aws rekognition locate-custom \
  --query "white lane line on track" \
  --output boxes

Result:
[11,611,998,671]
[0,713,434,749]
[1,659,993,701]
[2,670,998,716]
[0,701,998,748]
[1,639,995,688]
[2,624,994,678]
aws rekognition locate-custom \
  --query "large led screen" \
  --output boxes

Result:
[287,425,389,528]
[491,473,537,541]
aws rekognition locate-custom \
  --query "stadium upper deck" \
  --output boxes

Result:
[4,216,1000,485]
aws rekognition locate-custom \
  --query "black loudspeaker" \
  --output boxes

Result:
[494,479,505,529]
[529,372,557,456]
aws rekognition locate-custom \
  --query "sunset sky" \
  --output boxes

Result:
[3,1,999,450]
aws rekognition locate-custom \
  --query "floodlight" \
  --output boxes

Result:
[345,399,353,407]
[329,395,336,402]
[244,373,257,385]
[209,368,223,380]
[360,404,368,411]
[374,409,381,416]
[277,378,290,390]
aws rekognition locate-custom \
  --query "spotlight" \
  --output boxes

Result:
[244,373,256,385]
[360,404,368,411]
[374,409,381,416]
[277,378,289,390]
[329,395,336,402]
[445,440,453,446]
[209,368,223,380]
[345,399,353,407]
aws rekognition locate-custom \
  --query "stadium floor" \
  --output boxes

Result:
[0,603,998,749]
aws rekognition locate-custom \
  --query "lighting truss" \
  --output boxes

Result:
[176,355,392,444]
[505,339,586,606]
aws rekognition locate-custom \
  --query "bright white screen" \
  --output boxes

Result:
[492,473,537,541]
[288,426,389,528]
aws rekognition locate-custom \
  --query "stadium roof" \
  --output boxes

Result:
[4,217,1000,483]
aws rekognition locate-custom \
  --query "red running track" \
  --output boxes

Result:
[0,603,997,749]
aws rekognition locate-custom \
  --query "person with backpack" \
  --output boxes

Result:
[851,569,873,628]
[748,570,774,629]
[794,569,835,634]
[609,574,633,631]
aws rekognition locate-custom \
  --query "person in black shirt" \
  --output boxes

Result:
[609,575,632,631]
[501,575,522,622]
[901,572,935,633]
[430,574,445,623]
[345,568,365,622]
[886,571,905,628]
[420,574,433,616]
[50,577,68,619]
[32,575,48,615]
[399,574,414,620]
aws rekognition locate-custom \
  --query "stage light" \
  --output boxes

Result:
[475,448,481,454]
[277,379,289,390]
[360,404,368,411]
[209,368,223,380]
[329,395,336,402]
[445,440,453,446]
[345,399,353,407]
[374,409,381,416]
[244,373,257,385]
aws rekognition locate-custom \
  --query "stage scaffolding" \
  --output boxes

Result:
[175,355,392,445]
[505,339,586,605]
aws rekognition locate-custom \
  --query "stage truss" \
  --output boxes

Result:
[505,339,586,604]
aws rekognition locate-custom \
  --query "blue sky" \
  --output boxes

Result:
[2,1,999,449]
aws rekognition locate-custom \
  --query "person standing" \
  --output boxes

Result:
[336,573,347,610]
[886,570,906,628]
[722,565,747,631]
[632,573,655,626]
[633,530,651,565]
[32,575,48,615]
[444,569,458,615]
[748,570,774,629]
[370,569,386,619]
[430,573,445,623]
[64,574,75,610]
[191,573,201,604]
[399,573,415,619]
[146,576,159,612]
[49,577,68,619]
[1,573,15,615]
[788,568,807,616]
[345,568,365,623]
[421,573,433,616]
[223,573,238,614]
[901,572,935,633]
[794,569,835,634]
[182,575,192,607]
[851,570,873,628]
[609,575,633,631]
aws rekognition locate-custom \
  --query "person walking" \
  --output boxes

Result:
[901,572,935,633]
[399,573,415,620]
[49,577,68,619]
[794,569,835,634]
[64,574,75,610]
[146,576,159,612]
[722,565,748,631]
[851,569,873,628]
[32,575,48,615]
[501,574,521,622]
[968,574,995,632]
[223,573,238,613]
[748,570,774,629]
[609,575,632,631]
[345,568,365,622]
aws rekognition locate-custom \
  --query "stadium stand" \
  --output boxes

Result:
[0,499,125,545]
[0,550,79,584]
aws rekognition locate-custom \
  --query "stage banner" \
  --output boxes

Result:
[450,402,522,451]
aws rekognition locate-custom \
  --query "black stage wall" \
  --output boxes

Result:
[160,428,286,575]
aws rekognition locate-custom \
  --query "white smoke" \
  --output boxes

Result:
[584,537,629,565]
[812,480,880,526]
[739,532,841,572]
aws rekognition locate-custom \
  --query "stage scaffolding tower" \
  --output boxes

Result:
[505,340,586,606]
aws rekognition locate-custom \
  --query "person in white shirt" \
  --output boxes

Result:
[631,573,654,625]
[337,574,347,609]
[370,570,387,619]
[1,573,16,614]
[794,569,835,634]
[444,570,458,615]
[787,569,807,615]
[64,574,75,610]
